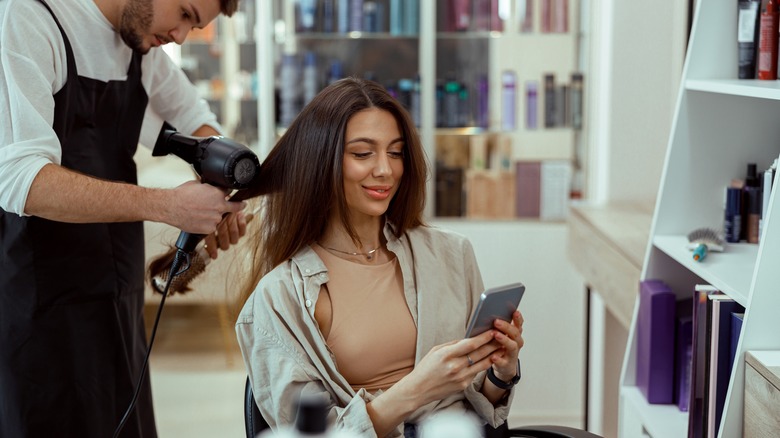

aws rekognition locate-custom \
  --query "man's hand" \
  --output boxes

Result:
[165,180,246,235]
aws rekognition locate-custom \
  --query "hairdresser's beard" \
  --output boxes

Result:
[119,0,154,54]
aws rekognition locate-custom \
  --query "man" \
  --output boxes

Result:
[0,0,245,436]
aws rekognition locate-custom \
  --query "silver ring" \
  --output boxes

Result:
[467,355,474,366]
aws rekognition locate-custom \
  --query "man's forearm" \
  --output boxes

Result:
[24,163,170,224]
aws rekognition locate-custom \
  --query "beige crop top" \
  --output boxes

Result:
[312,244,417,393]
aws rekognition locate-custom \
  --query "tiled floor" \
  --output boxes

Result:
[146,303,247,438]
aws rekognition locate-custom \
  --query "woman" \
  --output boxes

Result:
[235,77,524,437]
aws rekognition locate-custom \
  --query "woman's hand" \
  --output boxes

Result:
[405,329,500,404]
[203,210,248,259]
[489,310,524,383]
[367,330,499,436]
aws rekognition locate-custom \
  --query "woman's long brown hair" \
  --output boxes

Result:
[147,77,429,309]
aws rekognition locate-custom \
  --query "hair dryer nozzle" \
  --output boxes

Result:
[194,137,260,189]
[151,123,261,190]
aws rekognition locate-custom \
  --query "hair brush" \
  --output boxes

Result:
[151,243,211,295]
[149,213,254,295]
[686,227,725,262]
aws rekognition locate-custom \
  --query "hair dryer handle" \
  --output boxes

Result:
[175,231,205,254]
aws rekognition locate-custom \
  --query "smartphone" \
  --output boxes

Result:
[464,282,525,338]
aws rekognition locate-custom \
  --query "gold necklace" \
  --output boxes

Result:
[324,244,382,261]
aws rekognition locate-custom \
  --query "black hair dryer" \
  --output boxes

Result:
[152,124,260,253]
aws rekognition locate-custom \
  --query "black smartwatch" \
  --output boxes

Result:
[487,359,521,390]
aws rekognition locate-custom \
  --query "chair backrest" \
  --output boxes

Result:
[245,377,270,438]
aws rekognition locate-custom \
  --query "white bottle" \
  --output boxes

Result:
[501,70,517,131]
[418,411,484,438]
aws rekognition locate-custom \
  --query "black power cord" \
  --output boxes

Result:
[113,249,191,438]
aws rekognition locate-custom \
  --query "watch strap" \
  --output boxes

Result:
[487,359,521,390]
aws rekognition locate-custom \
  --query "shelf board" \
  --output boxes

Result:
[435,127,491,135]
[653,235,755,305]
[621,386,688,437]
[295,32,419,40]
[436,31,499,39]
[686,79,780,100]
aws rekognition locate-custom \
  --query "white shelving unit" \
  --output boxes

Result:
[618,0,780,436]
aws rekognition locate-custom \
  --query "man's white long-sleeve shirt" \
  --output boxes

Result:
[0,0,220,215]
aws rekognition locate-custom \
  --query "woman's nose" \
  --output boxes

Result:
[372,154,391,176]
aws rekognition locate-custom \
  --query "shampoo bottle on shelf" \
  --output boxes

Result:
[302,51,319,106]
[322,0,336,33]
[397,78,413,112]
[297,0,316,32]
[390,0,404,35]
[404,0,419,35]
[443,75,462,128]
[279,54,300,128]
[525,80,538,130]
[757,0,779,79]
[450,0,472,31]
[570,73,584,130]
[349,0,364,32]
[743,162,760,242]
[501,70,517,131]
[327,60,343,85]
[410,74,421,127]
[338,0,349,33]
[475,74,489,129]
[458,84,471,127]
[724,186,743,243]
[738,0,761,78]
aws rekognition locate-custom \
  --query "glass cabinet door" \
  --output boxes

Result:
[255,0,581,220]
[269,0,421,131]
[174,0,261,150]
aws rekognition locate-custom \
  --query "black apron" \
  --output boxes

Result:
[0,1,156,436]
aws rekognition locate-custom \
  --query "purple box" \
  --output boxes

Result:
[636,279,676,404]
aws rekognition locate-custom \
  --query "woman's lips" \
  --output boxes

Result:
[364,186,392,200]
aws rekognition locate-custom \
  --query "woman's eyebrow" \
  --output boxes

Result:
[345,136,404,145]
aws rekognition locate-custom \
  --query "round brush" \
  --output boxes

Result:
[152,244,211,295]
[686,227,725,262]
[150,213,254,295]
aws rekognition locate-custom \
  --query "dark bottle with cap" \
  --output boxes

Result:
[294,395,328,435]
[742,163,760,241]
[259,395,359,438]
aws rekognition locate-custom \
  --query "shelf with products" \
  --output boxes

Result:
[618,0,780,436]
[259,0,581,219]
[433,0,582,220]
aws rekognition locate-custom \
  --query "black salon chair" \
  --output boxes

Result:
[244,378,601,438]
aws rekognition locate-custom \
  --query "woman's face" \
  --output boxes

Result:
[341,108,405,222]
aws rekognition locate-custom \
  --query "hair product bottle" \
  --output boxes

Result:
[525,80,538,130]
[501,71,517,131]
[757,0,779,79]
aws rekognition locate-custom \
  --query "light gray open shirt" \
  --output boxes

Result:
[236,223,515,437]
